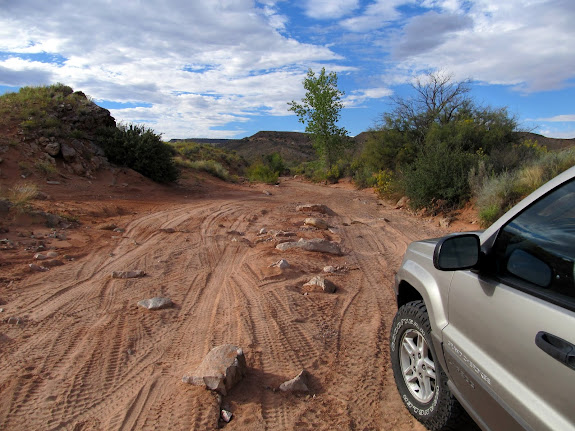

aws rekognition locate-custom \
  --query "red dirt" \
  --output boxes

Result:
[0,170,478,430]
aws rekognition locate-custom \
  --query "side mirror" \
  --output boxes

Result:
[433,234,480,271]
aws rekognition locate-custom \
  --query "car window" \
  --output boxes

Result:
[491,178,575,308]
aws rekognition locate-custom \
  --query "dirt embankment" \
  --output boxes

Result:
[0,177,474,431]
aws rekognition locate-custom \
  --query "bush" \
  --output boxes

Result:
[400,144,479,209]
[476,148,575,226]
[247,163,279,184]
[182,159,230,180]
[374,169,395,198]
[97,123,179,183]
[1,182,38,211]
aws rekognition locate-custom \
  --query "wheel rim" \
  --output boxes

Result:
[399,328,437,404]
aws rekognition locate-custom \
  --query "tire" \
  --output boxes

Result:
[390,300,466,431]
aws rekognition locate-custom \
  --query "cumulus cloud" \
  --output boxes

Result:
[340,0,407,32]
[535,114,575,122]
[303,0,359,19]
[0,0,341,139]
[390,0,575,91]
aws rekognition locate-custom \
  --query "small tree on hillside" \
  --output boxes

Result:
[288,68,348,169]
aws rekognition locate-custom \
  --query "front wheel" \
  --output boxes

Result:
[390,300,466,430]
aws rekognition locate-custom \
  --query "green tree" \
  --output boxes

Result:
[288,68,348,169]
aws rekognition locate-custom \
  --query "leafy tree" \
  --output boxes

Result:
[288,68,348,169]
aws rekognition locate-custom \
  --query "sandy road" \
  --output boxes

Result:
[0,178,454,430]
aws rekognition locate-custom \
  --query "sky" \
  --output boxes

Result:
[0,0,574,141]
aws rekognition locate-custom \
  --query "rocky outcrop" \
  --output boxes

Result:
[182,344,247,396]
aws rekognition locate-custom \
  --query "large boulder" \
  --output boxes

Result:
[182,344,247,395]
[276,238,342,255]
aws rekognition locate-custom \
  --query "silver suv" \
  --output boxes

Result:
[390,166,575,431]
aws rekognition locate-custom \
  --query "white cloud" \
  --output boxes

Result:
[390,0,575,92]
[0,0,342,139]
[345,87,392,107]
[303,0,359,19]
[340,0,409,32]
[535,114,575,122]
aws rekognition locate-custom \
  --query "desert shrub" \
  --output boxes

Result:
[247,162,278,184]
[185,159,230,180]
[475,148,575,226]
[171,141,248,175]
[400,144,479,209]
[97,123,179,183]
[34,160,58,177]
[374,169,395,198]
[264,152,286,175]
[1,182,39,211]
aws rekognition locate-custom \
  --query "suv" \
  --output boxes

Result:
[390,166,575,431]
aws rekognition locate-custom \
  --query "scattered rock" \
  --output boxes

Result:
[263,190,272,196]
[44,142,61,156]
[113,227,126,233]
[273,230,296,238]
[60,143,77,162]
[46,180,61,185]
[34,253,48,260]
[221,410,233,423]
[270,259,290,269]
[258,228,267,235]
[137,297,173,310]
[439,217,453,228]
[304,217,329,230]
[46,251,59,258]
[43,259,64,267]
[111,270,146,279]
[296,204,330,214]
[276,238,342,255]
[160,227,175,233]
[279,370,310,392]
[29,263,49,272]
[395,196,410,209]
[303,276,336,293]
[182,344,247,396]
[323,266,336,273]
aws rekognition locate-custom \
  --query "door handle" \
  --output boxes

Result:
[535,331,575,371]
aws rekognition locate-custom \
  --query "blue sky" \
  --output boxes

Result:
[0,0,574,140]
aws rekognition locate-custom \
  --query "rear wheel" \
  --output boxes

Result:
[390,300,466,430]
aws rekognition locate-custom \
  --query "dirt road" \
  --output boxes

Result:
[0,178,456,430]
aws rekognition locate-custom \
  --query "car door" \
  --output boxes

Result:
[442,178,575,431]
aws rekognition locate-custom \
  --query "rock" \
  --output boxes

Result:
[279,370,310,392]
[60,143,77,162]
[46,181,61,185]
[160,228,175,233]
[29,263,49,272]
[182,344,247,396]
[276,238,342,255]
[99,223,117,230]
[221,410,233,423]
[270,259,290,269]
[111,270,146,279]
[113,227,126,233]
[304,217,329,230]
[258,228,267,235]
[296,204,330,214]
[439,217,453,228]
[273,230,296,238]
[263,190,272,196]
[0,199,11,217]
[395,196,410,209]
[46,251,59,258]
[34,253,48,260]
[323,265,336,273]
[137,297,173,310]
[303,276,336,293]
[44,142,61,156]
